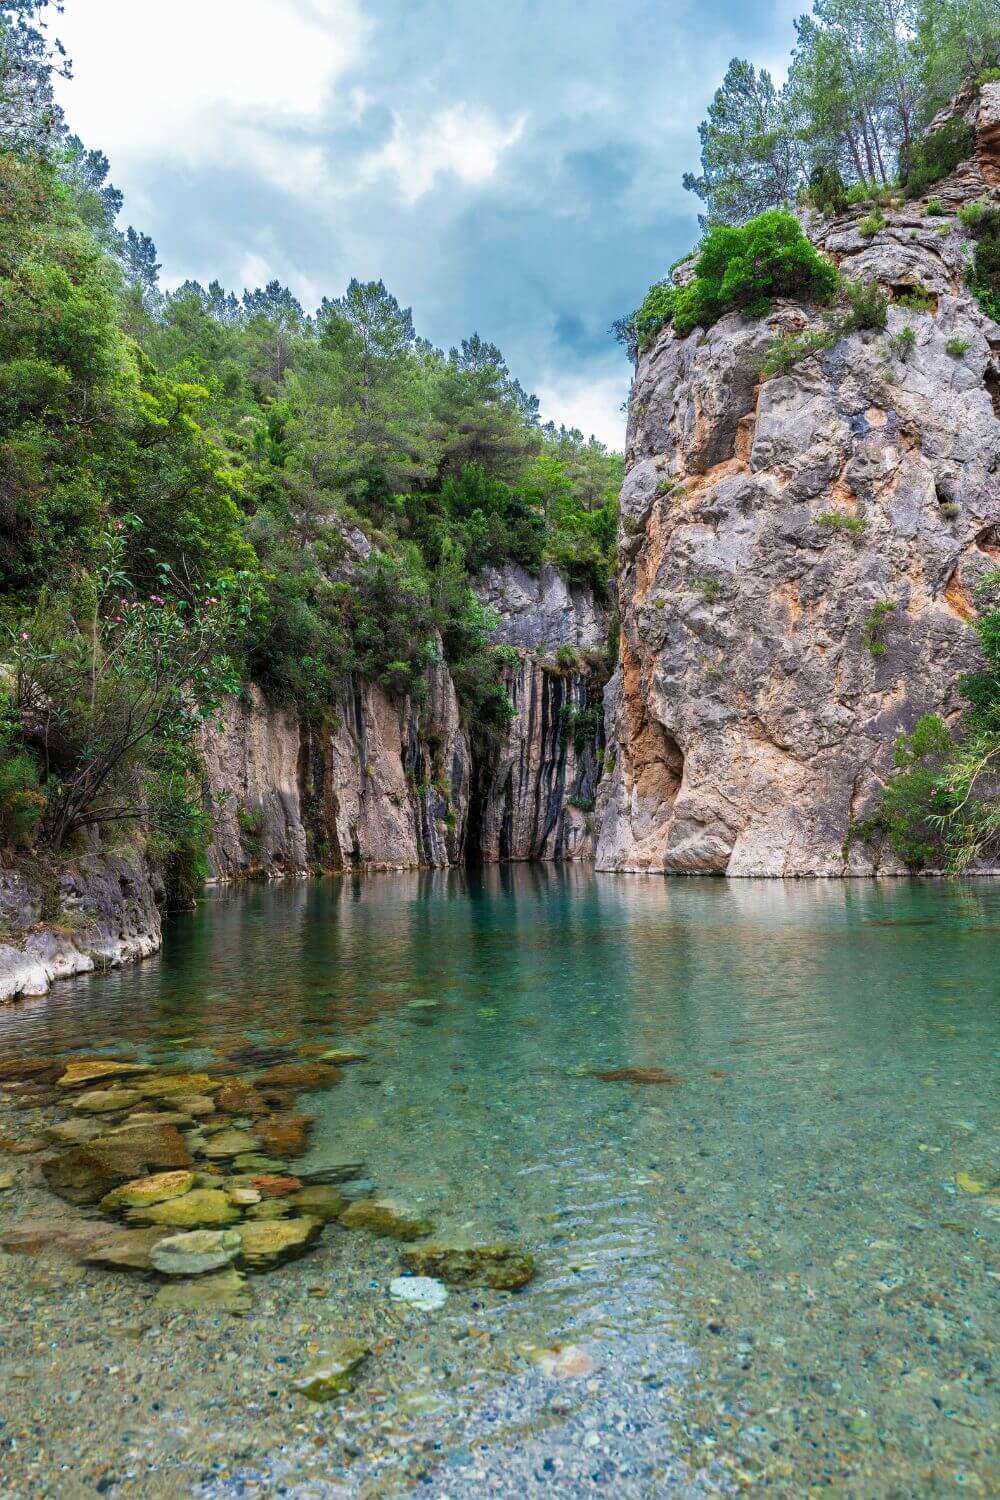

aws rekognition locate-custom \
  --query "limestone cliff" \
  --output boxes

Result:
[201,565,607,879]
[597,85,1000,876]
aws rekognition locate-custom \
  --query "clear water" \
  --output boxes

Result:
[1,868,997,1495]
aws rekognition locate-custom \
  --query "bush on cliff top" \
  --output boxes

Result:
[621,211,838,352]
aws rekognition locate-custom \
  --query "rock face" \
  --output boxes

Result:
[201,577,607,879]
[597,93,1000,876]
[0,854,162,1002]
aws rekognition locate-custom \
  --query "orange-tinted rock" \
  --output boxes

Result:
[42,1123,192,1204]
[215,1078,269,1116]
[253,1063,341,1091]
[591,1067,681,1085]
[250,1173,302,1198]
[56,1059,150,1089]
[253,1113,314,1159]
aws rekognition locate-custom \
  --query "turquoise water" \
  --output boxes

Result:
[1,868,997,1494]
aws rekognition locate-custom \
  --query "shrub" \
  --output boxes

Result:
[940,501,961,519]
[958,198,990,231]
[671,211,838,336]
[894,286,936,313]
[870,715,959,867]
[816,509,866,537]
[945,335,971,358]
[693,576,721,602]
[632,281,677,352]
[903,121,975,200]
[559,702,602,755]
[968,208,1000,322]
[861,600,895,658]
[846,183,871,207]
[858,209,885,238]
[926,198,946,217]
[843,280,889,332]
[889,326,917,361]
[0,732,43,848]
[760,326,838,377]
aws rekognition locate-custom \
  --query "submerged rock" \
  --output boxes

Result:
[253,1113,313,1158]
[297,1156,364,1185]
[215,1078,269,1116]
[318,1049,367,1064]
[150,1228,242,1276]
[127,1187,240,1228]
[237,1214,322,1270]
[70,1087,144,1114]
[83,1226,173,1271]
[56,1060,150,1090]
[253,1063,340,1091]
[389,1275,448,1310]
[42,1123,192,1204]
[154,1266,252,1313]
[99,1169,196,1212]
[339,1197,432,1241]
[249,1173,301,1198]
[44,1118,104,1145]
[286,1185,345,1221]
[290,1340,370,1401]
[138,1073,218,1099]
[401,1242,535,1289]
[200,1128,259,1160]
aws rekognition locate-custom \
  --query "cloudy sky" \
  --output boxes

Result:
[55,0,800,447]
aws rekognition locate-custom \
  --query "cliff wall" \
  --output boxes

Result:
[597,85,1000,876]
[201,563,608,880]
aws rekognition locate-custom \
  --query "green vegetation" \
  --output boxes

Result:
[858,570,1000,871]
[0,3,622,864]
[816,509,867,536]
[895,286,936,313]
[945,334,971,356]
[889,325,918,361]
[964,203,1000,321]
[861,600,896,657]
[618,210,837,351]
[925,196,946,215]
[681,1,997,229]
[858,209,886,238]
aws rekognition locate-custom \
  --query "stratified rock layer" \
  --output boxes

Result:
[598,94,1000,877]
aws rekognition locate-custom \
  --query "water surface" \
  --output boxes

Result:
[0,869,996,1495]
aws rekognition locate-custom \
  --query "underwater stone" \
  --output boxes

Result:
[290,1340,370,1401]
[150,1228,242,1276]
[339,1196,432,1241]
[401,1243,536,1289]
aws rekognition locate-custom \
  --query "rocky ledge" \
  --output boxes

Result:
[0,854,162,1002]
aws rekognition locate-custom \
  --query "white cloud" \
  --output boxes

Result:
[55,0,369,179]
[535,368,629,452]
[364,104,526,203]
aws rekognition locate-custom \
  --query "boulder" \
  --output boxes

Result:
[99,1169,196,1212]
[154,1266,252,1312]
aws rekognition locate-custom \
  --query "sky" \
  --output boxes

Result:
[54,0,802,448]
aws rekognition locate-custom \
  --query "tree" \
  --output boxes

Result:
[6,518,248,849]
[0,0,67,154]
[683,59,804,226]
